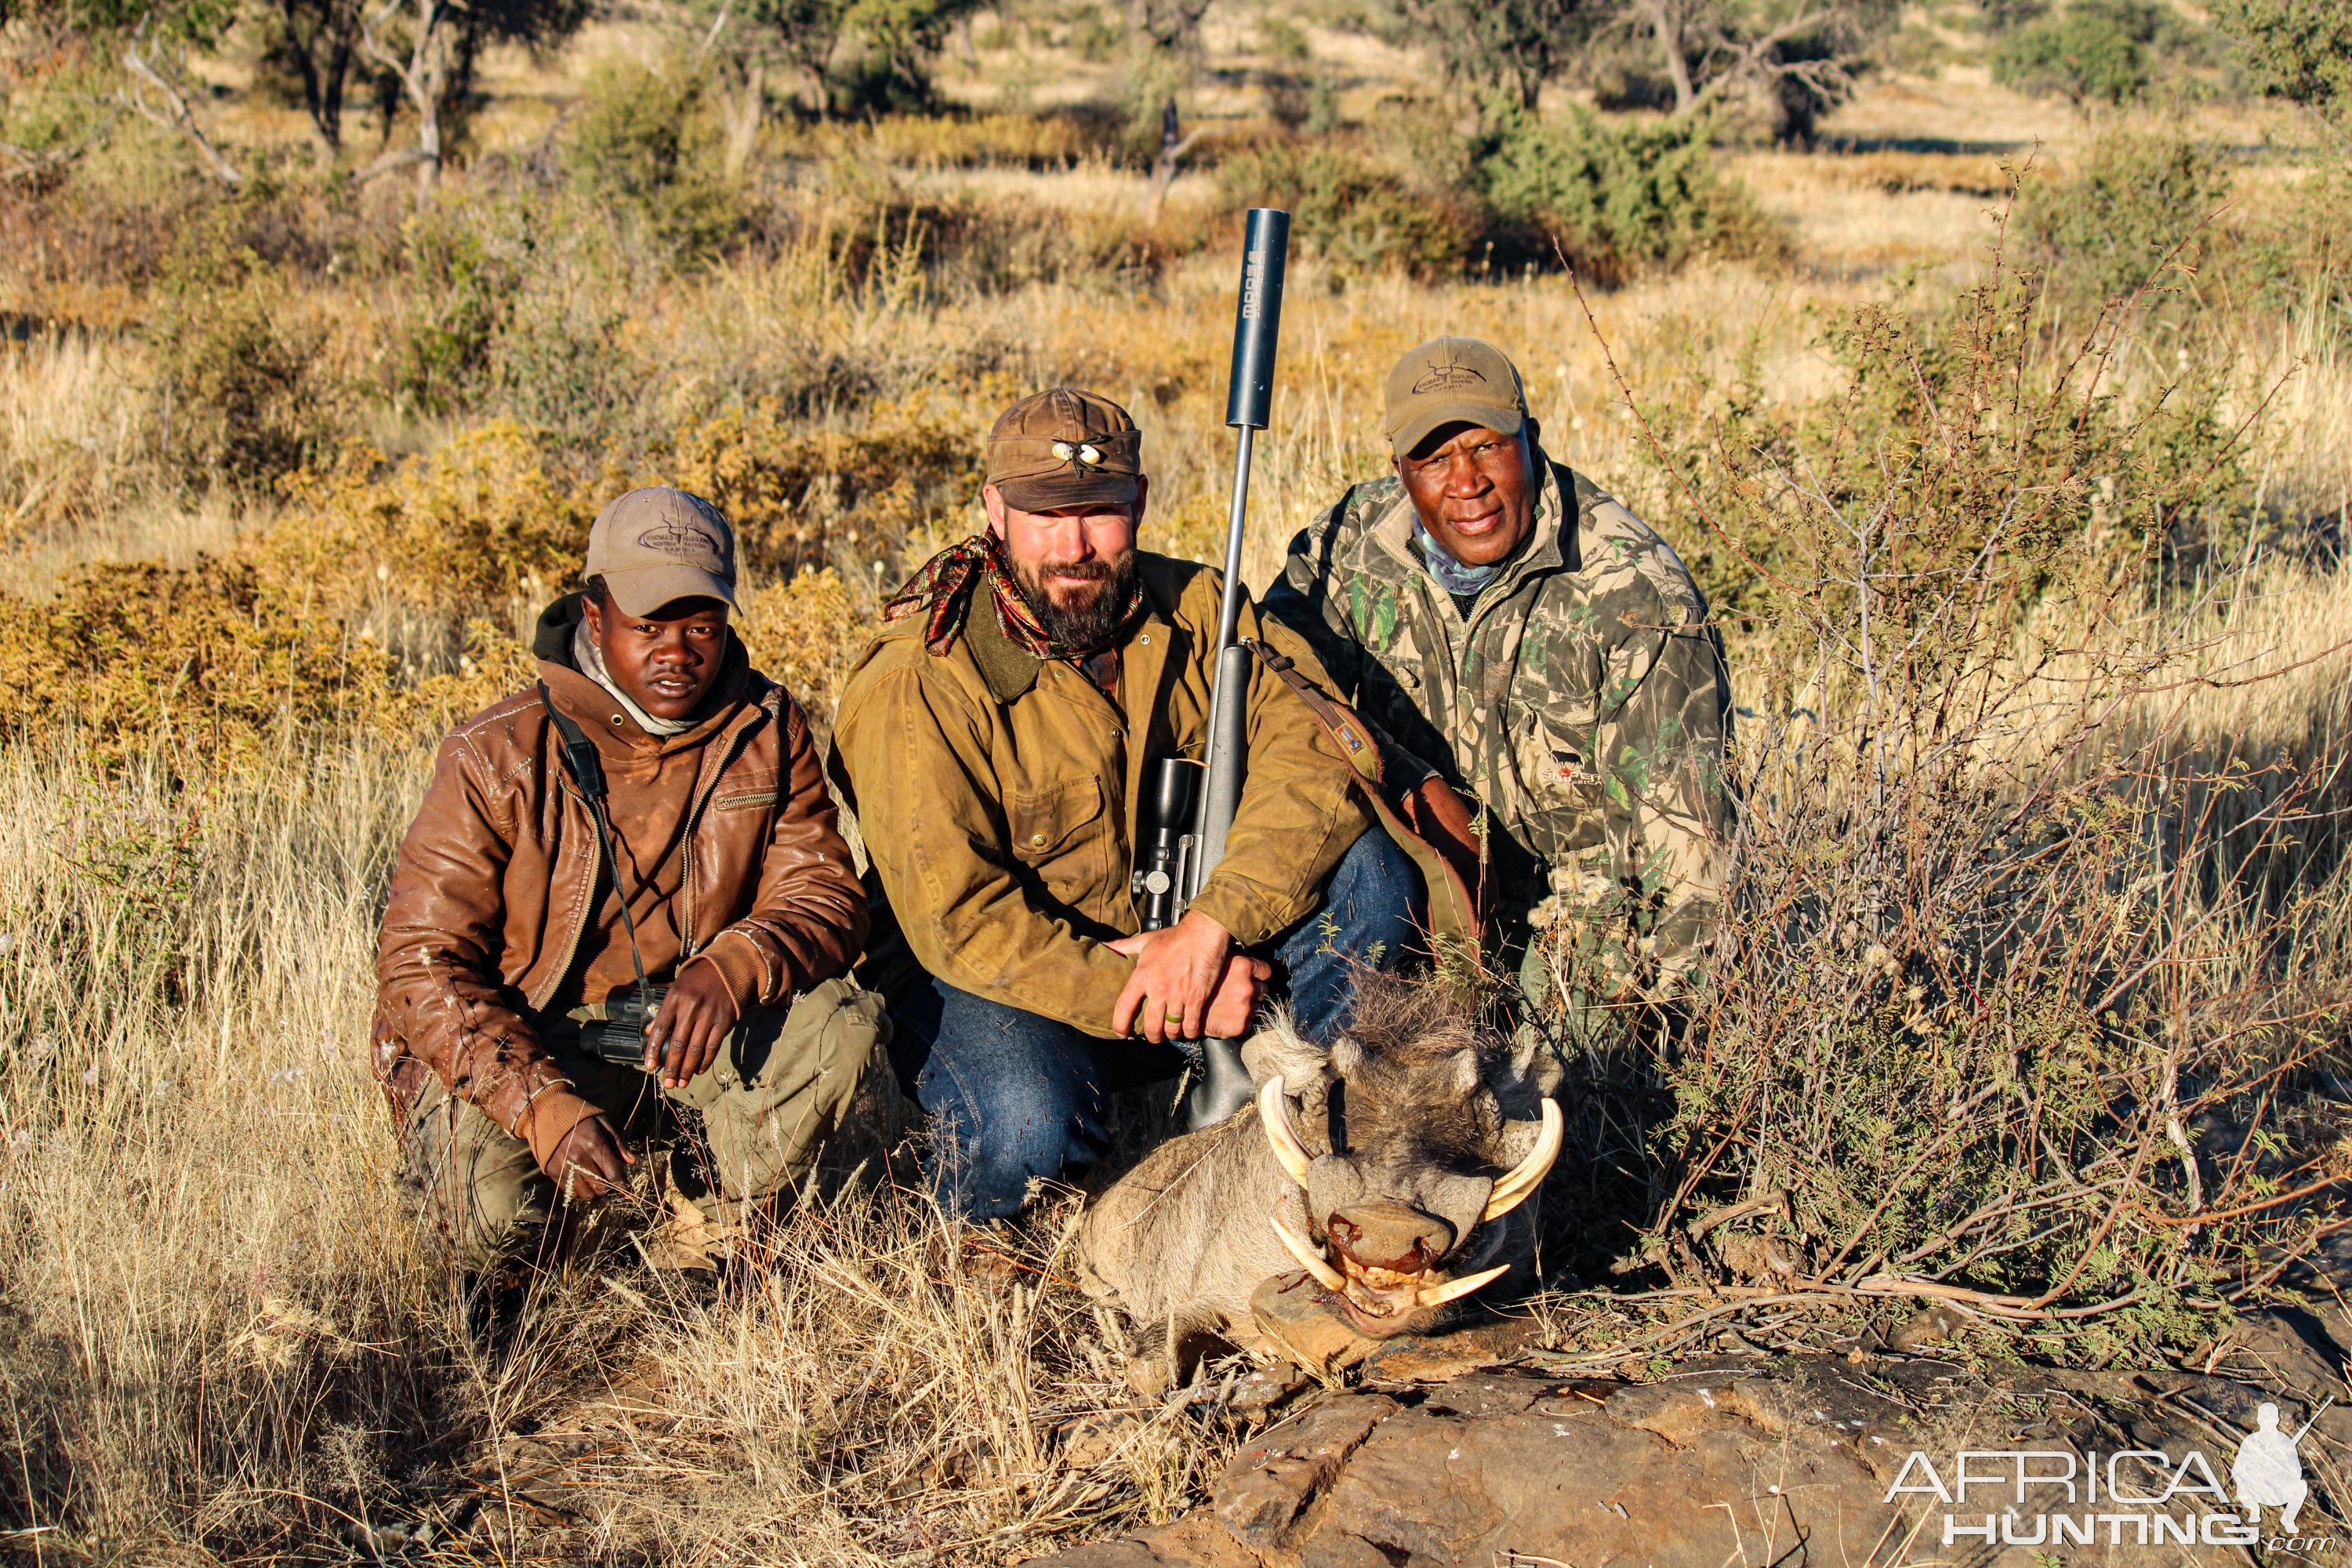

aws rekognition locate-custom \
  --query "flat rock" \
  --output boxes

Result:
[1032,1308,2352,1567]
[1250,1272,1381,1374]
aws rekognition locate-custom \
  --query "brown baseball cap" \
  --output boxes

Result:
[584,486,739,615]
[1384,337,1528,458]
[986,388,1144,513]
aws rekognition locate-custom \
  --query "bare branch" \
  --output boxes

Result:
[119,23,243,189]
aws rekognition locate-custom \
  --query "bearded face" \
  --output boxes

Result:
[1011,546,1139,650]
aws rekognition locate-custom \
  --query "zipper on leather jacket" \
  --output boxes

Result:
[532,736,602,1014]
[677,697,768,960]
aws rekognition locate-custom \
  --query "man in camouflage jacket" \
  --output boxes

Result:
[1263,337,1734,1018]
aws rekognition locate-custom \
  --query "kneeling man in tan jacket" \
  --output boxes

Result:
[830,390,1420,1221]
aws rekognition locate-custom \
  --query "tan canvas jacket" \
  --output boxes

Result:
[828,553,1375,1037]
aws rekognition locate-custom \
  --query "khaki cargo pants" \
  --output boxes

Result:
[396,976,884,1269]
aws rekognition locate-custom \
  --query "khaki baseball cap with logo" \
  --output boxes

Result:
[986,388,1144,513]
[1384,337,1529,458]
[584,486,740,615]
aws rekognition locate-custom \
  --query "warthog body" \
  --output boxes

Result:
[1076,974,1560,1366]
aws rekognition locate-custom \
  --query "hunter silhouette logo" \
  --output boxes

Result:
[636,512,721,562]
[2235,1399,2328,1532]
[1411,350,1489,394]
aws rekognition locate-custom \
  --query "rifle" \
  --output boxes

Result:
[1164,206,1290,1132]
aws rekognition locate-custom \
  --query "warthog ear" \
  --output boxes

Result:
[1242,1009,1333,1094]
[1450,1047,1481,1098]
[1330,1036,1366,1076]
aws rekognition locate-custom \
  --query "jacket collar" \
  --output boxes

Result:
[532,592,757,755]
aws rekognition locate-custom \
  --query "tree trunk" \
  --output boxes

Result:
[361,0,449,204]
[1638,0,1697,113]
[1144,108,1213,225]
[720,58,765,180]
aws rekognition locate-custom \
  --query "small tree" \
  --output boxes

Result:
[359,0,586,197]
[830,0,982,111]
[1632,0,1900,137]
[2212,0,2352,123]
[687,0,845,173]
[42,0,245,186]
[1394,0,1605,110]
[1990,0,2158,107]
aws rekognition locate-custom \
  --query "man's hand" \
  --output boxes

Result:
[546,1114,636,1202]
[646,961,740,1089]
[1205,950,1272,1040]
[1110,912,1250,1044]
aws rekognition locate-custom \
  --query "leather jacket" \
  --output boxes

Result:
[372,596,868,1169]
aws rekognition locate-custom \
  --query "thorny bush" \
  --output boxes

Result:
[1537,185,2352,1365]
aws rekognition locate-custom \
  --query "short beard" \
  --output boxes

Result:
[1012,550,1138,650]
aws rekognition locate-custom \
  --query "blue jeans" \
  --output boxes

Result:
[888,828,1422,1219]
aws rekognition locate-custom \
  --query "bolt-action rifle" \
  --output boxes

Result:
[1128,207,1290,1132]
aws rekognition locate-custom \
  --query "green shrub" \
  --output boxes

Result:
[149,227,339,492]
[1474,99,1769,284]
[1216,136,1479,281]
[563,63,742,265]
[2024,129,2230,307]
[1991,0,2158,104]
[394,203,524,416]
[2212,0,2352,114]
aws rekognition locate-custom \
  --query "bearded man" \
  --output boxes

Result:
[829,389,1419,1220]
[1264,338,1733,1021]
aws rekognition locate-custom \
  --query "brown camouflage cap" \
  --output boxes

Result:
[986,388,1144,513]
[1385,337,1528,457]
[584,486,739,615]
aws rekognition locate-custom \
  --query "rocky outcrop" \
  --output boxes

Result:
[1044,1308,2352,1567]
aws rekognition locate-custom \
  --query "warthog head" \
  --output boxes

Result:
[1248,973,1562,1338]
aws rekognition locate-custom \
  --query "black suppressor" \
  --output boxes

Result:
[1131,757,1203,931]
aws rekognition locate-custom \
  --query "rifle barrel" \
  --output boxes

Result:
[1181,207,1290,1133]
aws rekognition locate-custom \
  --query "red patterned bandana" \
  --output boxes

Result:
[884,533,1143,661]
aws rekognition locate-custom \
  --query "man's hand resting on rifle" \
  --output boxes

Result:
[1109,911,1272,1044]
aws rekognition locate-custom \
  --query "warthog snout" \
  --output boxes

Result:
[1326,1204,1453,1273]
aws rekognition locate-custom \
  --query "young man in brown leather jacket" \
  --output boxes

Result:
[373,487,879,1270]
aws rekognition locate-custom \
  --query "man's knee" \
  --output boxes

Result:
[907,982,1108,1219]
[395,1080,550,1269]
[691,977,884,1203]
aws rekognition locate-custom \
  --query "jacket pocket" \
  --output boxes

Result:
[1510,699,1602,818]
[714,789,779,812]
[1006,776,1111,914]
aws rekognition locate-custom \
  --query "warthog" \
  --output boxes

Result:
[1075,973,1561,1369]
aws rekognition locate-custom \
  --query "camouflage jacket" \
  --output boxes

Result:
[1262,458,1733,1005]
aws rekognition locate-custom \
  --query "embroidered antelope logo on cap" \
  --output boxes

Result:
[1412,349,1489,394]
[636,499,725,562]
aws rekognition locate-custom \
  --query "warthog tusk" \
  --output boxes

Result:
[1417,1262,1510,1308]
[1258,1075,1313,1186]
[1269,1210,1347,1291]
[1481,1098,1563,1222]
